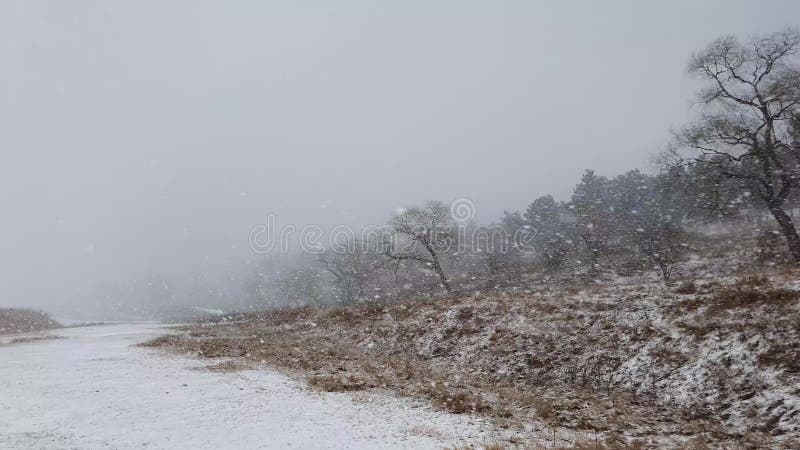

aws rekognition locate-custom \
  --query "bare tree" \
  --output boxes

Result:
[274,267,324,307]
[315,241,373,305]
[383,201,455,293]
[673,29,800,261]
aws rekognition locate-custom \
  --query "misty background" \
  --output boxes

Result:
[1,1,798,317]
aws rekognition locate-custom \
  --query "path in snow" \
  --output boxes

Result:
[0,323,494,449]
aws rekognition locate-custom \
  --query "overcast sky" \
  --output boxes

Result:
[1,1,798,311]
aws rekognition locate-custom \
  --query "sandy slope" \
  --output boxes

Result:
[0,323,492,449]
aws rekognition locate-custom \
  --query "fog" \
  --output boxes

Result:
[1,1,797,316]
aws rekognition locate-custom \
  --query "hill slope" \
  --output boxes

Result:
[149,271,800,449]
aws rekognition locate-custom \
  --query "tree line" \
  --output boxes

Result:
[239,29,800,309]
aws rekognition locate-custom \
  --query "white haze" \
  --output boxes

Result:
[0,1,797,315]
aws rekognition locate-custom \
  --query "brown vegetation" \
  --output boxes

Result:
[144,269,800,449]
[0,308,60,335]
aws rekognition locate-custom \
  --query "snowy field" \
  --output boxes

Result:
[0,323,493,449]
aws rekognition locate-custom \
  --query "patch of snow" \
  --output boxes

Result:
[0,324,494,449]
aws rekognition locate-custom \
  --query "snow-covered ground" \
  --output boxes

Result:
[0,323,494,449]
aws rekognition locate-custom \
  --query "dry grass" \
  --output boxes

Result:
[138,334,182,347]
[706,287,800,313]
[144,267,800,449]
[673,280,698,295]
[200,360,253,373]
[424,386,491,415]
[308,373,368,392]
[447,438,655,450]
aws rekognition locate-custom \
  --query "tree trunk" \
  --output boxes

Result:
[770,207,800,263]
[582,237,600,279]
[431,259,452,293]
[657,260,672,282]
[421,240,452,293]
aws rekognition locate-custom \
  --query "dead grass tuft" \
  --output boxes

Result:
[308,373,368,392]
[674,280,698,295]
[137,334,182,347]
[200,360,253,372]
[707,287,799,313]
[533,398,556,421]
[425,387,491,414]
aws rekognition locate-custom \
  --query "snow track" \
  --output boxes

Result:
[0,324,491,449]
